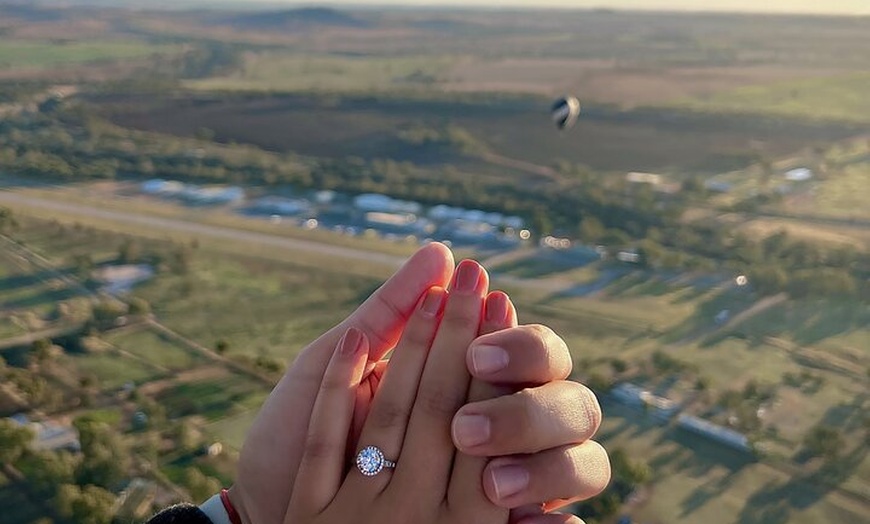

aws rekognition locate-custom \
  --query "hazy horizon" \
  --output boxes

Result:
[182,0,868,15]
[42,0,870,15]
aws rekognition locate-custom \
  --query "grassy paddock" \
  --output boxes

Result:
[0,39,178,70]
[186,53,455,93]
[106,328,208,371]
[674,73,870,124]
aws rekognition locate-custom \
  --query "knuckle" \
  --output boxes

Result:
[576,384,603,435]
[369,401,411,431]
[561,381,602,437]
[442,310,480,332]
[402,323,435,349]
[512,389,543,444]
[303,438,337,461]
[419,387,466,419]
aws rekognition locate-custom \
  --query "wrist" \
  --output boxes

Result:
[226,486,251,524]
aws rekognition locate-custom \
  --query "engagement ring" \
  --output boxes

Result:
[355,446,396,477]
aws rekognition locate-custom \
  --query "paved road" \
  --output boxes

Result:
[0,192,408,268]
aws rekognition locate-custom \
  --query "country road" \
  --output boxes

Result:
[0,191,568,293]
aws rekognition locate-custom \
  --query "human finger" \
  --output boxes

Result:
[467,324,572,385]
[349,287,447,493]
[239,242,454,512]
[289,328,370,515]
[516,513,586,524]
[479,291,518,335]
[453,381,602,456]
[483,441,611,508]
[448,291,517,508]
[394,260,488,501]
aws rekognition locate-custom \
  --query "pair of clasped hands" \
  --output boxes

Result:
[227,243,610,524]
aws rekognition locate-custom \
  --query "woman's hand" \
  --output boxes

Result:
[286,260,510,524]
[231,243,455,524]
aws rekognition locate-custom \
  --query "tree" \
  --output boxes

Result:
[118,239,141,264]
[55,484,115,524]
[74,419,130,489]
[183,467,222,503]
[172,420,201,453]
[71,254,94,280]
[128,297,151,316]
[19,450,77,496]
[90,298,128,331]
[610,358,628,374]
[215,339,229,355]
[803,426,845,460]
[0,207,18,233]
[578,217,605,243]
[0,420,33,464]
[31,338,54,363]
[531,209,553,238]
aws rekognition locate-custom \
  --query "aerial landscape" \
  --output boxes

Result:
[0,1,867,523]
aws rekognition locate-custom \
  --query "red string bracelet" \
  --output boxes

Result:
[219,488,242,524]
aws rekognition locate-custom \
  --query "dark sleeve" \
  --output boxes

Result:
[146,504,214,524]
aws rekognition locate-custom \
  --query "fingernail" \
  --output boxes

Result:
[340,327,364,357]
[491,465,529,500]
[486,293,509,323]
[471,345,509,375]
[455,261,481,293]
[420,287,446,317]
[453,414,491,448]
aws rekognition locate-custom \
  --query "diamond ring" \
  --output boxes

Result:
[355,445,397,477]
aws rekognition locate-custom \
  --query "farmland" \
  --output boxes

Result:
[0,3,869,524]
[0,40,179,71]
[0,200,867,523]
[100,93,864,175]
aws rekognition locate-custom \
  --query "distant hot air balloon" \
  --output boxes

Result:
[551,96,581,131]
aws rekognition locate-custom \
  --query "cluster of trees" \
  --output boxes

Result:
[2,106,867,302]
[717,380,776,434]
[0,418,118,524]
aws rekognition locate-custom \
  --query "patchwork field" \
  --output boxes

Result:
[100,94,864,175]
[2,206,867,524]
[0,40,178,71]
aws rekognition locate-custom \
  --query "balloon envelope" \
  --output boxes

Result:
[551,96,581,130]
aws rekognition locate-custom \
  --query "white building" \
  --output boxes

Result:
[677,414,752,452]
[627,172,663,185]
[254,197,312,216]
[7,415,81,453]
[354,194,422,214]
[785,168,813,182]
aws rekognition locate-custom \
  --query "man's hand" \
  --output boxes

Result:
[457,324,611,524]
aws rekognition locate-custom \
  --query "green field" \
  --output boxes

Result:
[599,402,868,524]
[135,253,379,361]
[0,40,178,70]
[805,162,870,219]
[106,328,208,371]
[156,373,267,421]
[186,53,455,93]
[675,73,870,124]
[66,351,160,389]
[205,409,259,451]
